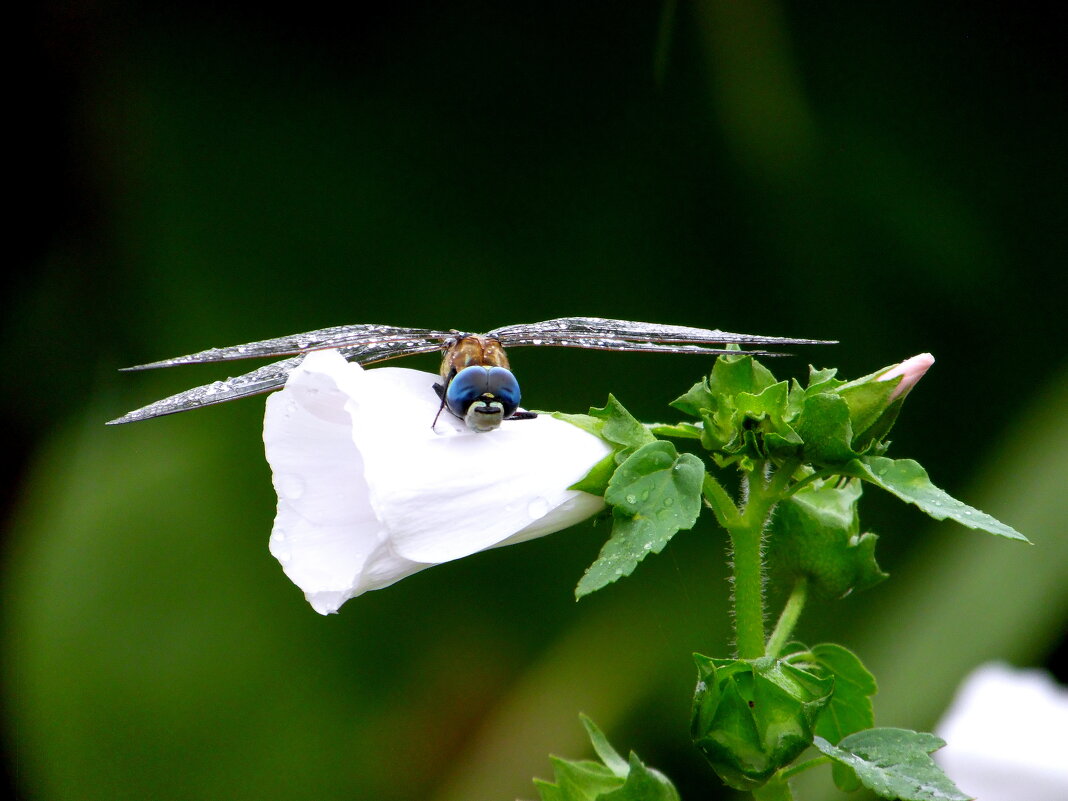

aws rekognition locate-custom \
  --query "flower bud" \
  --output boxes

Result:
[878,353,935,401]
[837,353,935,453]
[691,655,833,790]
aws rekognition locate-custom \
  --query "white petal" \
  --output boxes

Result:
[263,354,426,613]
[934,662,1068,800]
[356,413,611,564]
[263,349,611,613]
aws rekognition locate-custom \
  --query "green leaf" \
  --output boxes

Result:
[813,728,971,801]
[794,393,859,465]
[554,395,656,455]
[837,378,901,451]
[533,779,567,801]
[769,481,888,598]
[569,453,619,496]
[805,365,843,393]
[734,381,803,457]
[674,357,803,462]
[541,757,621,801]
[671,353,778,417]
[709,353,780,398]
[576,442,703,598]
[805,643,877,792]
[581,715,629,778]
[601,754,680,801]
[557,396,658,496]
[809,644,877,743]
[647,421,703,440]
[702,472,740,529]
[843,456,1029,542]
[533,717,680,801]
[671,375,715,418]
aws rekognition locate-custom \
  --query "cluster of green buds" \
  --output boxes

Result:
[669,351,935,470]
[529,347,1019,800]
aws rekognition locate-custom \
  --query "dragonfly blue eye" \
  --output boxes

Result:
[446,366,521,419]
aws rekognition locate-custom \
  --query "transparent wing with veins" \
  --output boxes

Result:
[493,316,834,355]
[108,317,835,425]
[108,323,454,425]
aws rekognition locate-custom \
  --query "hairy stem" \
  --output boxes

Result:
[730,507,767,658]
[729,460,799,658]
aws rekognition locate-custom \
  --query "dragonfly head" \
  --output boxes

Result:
[446,366,522,433]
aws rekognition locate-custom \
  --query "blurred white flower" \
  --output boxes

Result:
[935,662,1068,801]
[263,349,612,614]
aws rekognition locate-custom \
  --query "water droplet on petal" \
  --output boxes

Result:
[527,497,549,520]
[277,474,306,500]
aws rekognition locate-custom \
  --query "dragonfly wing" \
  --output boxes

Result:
[107,355,306,424]
[491,317,834,354]
[108,341,445,425]
[123,323,452,370]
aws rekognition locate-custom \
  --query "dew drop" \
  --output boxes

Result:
[527,497,549,520]
[271,531,292,561]
[277,474,306,500]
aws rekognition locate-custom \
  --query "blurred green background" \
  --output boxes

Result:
[5,2,1066,799]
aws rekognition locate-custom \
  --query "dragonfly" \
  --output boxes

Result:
[107,317,834,431]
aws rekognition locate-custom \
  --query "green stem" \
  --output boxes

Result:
[730,507,766,659]
[766,577,808,658]
[779,755,830,780]
[752,774,794,801]
[702,471,740,529]
[728,460,799,659]
[782,466,835,498]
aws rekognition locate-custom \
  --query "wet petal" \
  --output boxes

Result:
[263,350,610,613]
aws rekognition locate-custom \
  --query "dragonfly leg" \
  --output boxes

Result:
[431,381,449,430]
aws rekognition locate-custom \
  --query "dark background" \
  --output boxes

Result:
[5,2,1066,799]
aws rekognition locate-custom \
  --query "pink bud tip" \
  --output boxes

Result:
[878,353,935,400]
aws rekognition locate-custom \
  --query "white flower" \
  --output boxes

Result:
[262,349,612,614]
[934,662,1068,801]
